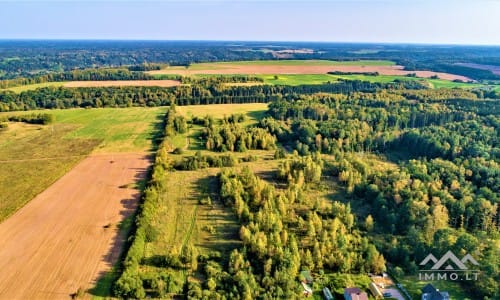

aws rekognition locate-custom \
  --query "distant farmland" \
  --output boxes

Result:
[147,59,471,81]
[63,79,181,88]
[3,80,181,93]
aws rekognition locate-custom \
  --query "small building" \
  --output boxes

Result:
[302,282,313,297]
[421,284,450,300]
[344,287,369,300]
[300,270,314,284]
[323,287,335,300]
[369,282,383,299]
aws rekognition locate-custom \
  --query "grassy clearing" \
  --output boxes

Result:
[0,123,100,222]
[50,107,167,153]
[398,277,473,300]
[144,168,241,259]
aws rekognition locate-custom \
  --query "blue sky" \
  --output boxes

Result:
[0,0,499,45]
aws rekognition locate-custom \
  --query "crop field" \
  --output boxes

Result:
[187,59,396,67]
[2,80,181,93]
[0,107,165,220]
[0,107,167,298]
[147,59,470,81]
[176,103,267,120]
[0,123,100,222]
[63,79,181,88]
[50,107,167,152]
[0,153,150,299]
[257,73,498,90]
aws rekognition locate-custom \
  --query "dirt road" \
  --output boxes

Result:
[0,153,150,299]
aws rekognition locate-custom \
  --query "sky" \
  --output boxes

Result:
[0,0,499,45]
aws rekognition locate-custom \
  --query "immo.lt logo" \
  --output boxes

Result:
[419,250,480,281]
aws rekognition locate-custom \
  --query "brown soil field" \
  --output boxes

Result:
[0,153,150,299]
[148,65,470,81]
[63,79,181,88]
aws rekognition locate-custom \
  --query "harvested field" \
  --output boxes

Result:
[63,79,181,88]
[147,61,471,81]
[0,153,150,299]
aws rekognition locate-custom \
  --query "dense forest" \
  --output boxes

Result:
[262,94,499,298]
[1,40,499,80]
[2,77,494,112]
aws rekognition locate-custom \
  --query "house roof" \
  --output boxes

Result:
[422,283,436,293]
[350,292,369,300]
[344,287,362,294]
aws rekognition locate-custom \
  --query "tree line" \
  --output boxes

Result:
[0,79,434,112]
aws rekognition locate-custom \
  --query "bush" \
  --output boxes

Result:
[172,147,184,154]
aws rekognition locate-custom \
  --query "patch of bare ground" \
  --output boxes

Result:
[0,153,150,299]
[63,79,181,88]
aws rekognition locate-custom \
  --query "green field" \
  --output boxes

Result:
[258,73,500,91]
[50,107,167,152]
[198,59,396,66]
[0,123,100,222]
[176,103,267,120]
[162,60,395,71]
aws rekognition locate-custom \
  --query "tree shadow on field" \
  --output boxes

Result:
[148,110,167,152]
[87,156,151,298]
[246,109,268,124]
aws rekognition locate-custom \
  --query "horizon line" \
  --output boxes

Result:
[0,38,499,47]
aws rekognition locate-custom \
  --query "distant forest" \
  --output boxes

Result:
[1,40,499,80]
